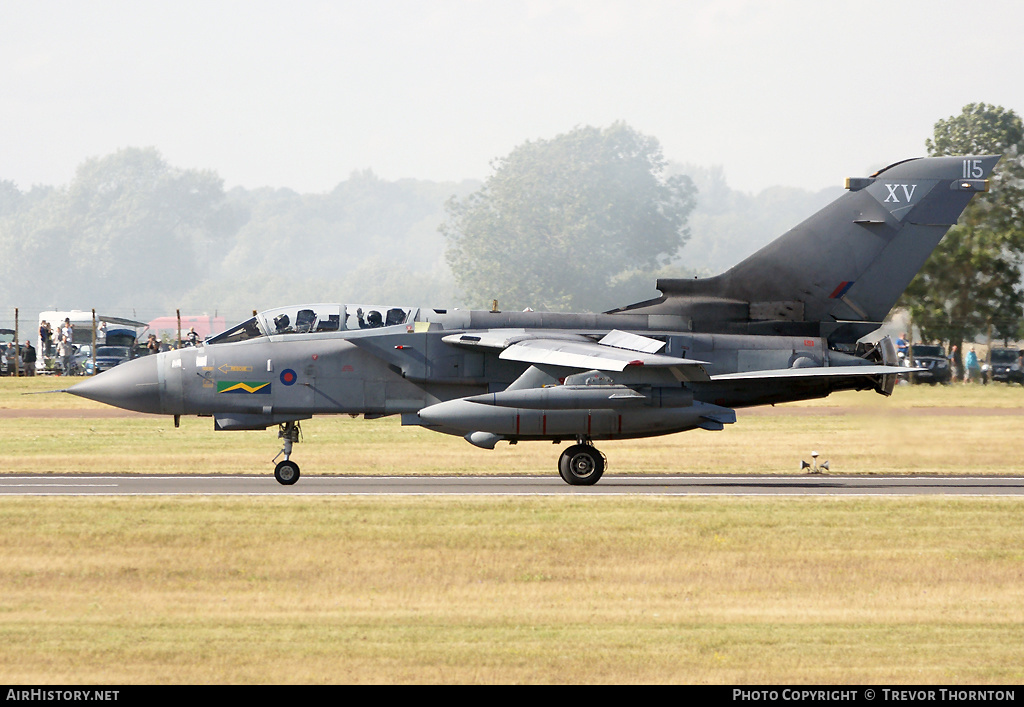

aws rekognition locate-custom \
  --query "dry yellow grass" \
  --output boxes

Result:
[1,496,1022,684]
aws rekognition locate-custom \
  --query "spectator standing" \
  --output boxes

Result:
[896,332,910,358]
[4,343,18,375]
[22,341,36,376]
[58,336,73,375]
[965,347,981,383]
[39,321,52,356]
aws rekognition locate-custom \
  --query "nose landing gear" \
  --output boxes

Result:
[273,421,302,485]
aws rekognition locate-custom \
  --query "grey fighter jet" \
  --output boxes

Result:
[68,155,999,485]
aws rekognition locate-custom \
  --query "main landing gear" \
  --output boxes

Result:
[558,438,606,486]
[273,421,302,485]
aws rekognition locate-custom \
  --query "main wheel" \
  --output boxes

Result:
[558,444,605,486]
[274,460,301,485]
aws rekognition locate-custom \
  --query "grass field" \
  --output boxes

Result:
[1,377,1023,683]
[1,496,1023,684]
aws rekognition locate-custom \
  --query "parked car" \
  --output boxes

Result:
[83,345,134,375]
[906,344,952,385]
[0,329,14,375]
[66,344,91,376]
[984,347,1024,384]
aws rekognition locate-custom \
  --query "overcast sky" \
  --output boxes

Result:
[3,0,1023,195]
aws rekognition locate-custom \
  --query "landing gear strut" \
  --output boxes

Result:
[273,421,302,485]
[558,439,606,486]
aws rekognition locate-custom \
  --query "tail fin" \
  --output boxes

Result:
[628,155,1000,340]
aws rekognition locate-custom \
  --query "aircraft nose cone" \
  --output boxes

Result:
[67,354,164,414]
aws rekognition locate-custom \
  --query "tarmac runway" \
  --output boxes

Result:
[2,474,1024,496]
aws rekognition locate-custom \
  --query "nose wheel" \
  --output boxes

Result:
[274,459,300,485]
[273,421,302,485]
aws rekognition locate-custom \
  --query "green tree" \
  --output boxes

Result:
[63,147,241,301]
[441,122,697,312]
[0,184,69,306]
[217,170,466,286]
[901,103,1024,356]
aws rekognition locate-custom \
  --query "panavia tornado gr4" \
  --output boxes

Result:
[68,155,999,485]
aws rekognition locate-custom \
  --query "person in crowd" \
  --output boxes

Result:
[896,332,910,358]
[965,347,981,383]
[4,342,18,375]
[39,321,52,357]
[58,335,74,375]
[22,340,36,376]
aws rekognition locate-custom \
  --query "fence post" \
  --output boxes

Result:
[13,308,19,378]
[92,309,98,376]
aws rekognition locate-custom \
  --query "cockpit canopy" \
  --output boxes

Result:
[207,304,415,345]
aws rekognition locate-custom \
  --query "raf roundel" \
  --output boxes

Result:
[280,369,298,386]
